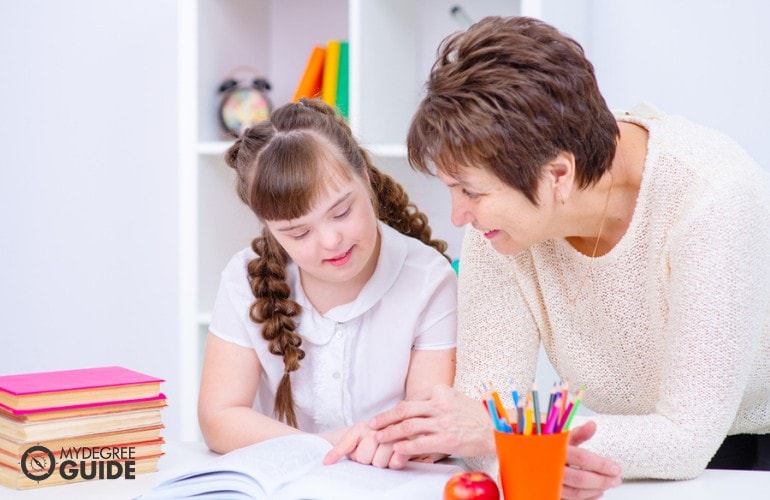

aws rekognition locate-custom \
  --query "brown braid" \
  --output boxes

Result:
[364,162,450,262]
[246,229,304,428]
[224,98,449,428]
[225,124,308,428]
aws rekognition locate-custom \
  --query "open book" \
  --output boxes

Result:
[137,434,463,499]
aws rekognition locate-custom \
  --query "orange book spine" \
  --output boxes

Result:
[293,46,326,102]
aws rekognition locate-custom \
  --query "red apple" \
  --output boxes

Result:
[443,471,500,500]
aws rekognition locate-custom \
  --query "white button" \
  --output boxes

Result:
[335,330,343,339]
[332,372,341,380]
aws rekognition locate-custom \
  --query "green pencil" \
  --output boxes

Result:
[563,387,585,431]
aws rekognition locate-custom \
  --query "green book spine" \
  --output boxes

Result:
[335,41,349,119]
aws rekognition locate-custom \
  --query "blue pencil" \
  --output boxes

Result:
[486,399,504,432]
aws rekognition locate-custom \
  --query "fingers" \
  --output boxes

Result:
[392,433,448,457]
[369,400,436,431]
[561,467,621,500]
[388,451,409,470]
[370,442,395,469]
[349,434,380,465]
[566,444,620,479]
[374,416,437,445]
[568,420,597,447]
[561,445,622,499]
[323,426,364,465]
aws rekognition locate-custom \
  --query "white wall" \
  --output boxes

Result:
[0,1,182,438]
[541,0,770,170]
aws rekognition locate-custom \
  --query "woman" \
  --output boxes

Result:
[346,16,770,499]
[198,99,456,469]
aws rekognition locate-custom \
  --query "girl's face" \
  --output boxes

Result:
[437,166,553,255]
[265,173,379,287]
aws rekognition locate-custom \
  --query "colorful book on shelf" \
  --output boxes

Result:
[0,366,164,411]
[335,40,349,118]
[0,408,164,441]
[293,45,326,102]
[321,39,341,106]
[0,424,164,456]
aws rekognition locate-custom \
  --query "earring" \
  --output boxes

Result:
[557,191,566,205]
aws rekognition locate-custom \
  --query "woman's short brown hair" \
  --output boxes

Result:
[408,16,619,204]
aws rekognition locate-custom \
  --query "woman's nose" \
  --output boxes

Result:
[450,195,473,227]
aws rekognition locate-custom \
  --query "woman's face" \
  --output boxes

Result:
[265,173,379,286]
[437,166,552,255]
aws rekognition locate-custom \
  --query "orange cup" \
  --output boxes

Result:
[493,428,569,499]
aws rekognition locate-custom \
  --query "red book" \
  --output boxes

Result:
[0,366,163,411]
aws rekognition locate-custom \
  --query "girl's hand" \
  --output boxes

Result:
[322,422,407,469]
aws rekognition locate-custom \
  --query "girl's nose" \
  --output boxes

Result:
[320,227,343,250]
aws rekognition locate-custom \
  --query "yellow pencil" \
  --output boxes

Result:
[524,393,534,435]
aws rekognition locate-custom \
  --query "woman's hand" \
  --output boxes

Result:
[366,384,495,468]
[322,422,406,468]
[561,421,623,499]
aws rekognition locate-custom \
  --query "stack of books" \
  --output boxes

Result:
[293,39,349,118]
[0,366,166,490]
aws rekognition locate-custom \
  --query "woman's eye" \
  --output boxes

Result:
[462,189,480,199]
[292,231,309,240]
[334,206,352,219]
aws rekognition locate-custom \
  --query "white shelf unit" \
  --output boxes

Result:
[178,0,522,440]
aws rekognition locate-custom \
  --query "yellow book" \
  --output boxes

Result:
[0,408,163,441]
[321,40,341,106]
[0,424,164,456]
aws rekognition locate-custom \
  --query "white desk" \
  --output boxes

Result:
[3,442,769,499]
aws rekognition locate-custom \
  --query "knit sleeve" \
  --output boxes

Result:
[579,183,770,479]
[454,228,541,474]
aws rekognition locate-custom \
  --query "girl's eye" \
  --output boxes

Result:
[333,206,352,219]
[462,188,480,199]
[292,230,309,240]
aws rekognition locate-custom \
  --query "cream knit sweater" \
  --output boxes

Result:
[455,104,770,479]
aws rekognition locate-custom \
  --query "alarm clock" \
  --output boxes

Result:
[217,67,272,138]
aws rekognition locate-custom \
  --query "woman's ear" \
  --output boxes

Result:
[546,152,576,204]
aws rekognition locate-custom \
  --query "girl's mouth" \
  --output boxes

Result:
[324,247,353,266]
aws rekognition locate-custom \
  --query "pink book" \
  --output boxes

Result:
[0,366,164,411]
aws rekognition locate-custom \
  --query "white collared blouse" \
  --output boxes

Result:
[209,222,457,432]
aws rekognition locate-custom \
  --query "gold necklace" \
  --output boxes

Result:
[569,171,614,305]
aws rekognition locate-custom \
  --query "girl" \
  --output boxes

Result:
[197,99,457,469]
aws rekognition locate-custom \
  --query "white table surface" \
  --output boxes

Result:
[3,441,769,499]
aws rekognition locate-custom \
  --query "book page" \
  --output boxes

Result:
[275,459,463,500]
[138,434,463,499]
[137,434,333,499]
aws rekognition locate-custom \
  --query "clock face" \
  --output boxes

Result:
[220,88,271,137]
[20,445,56,482]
